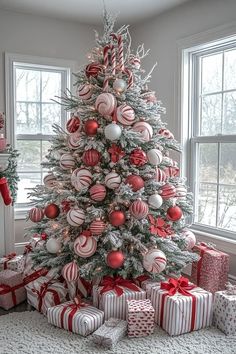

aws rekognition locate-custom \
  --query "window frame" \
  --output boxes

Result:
[5,53,77,219]
[180,30,236,241]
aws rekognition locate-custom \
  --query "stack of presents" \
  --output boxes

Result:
[0,239,235,348]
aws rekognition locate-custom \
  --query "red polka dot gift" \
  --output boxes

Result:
[127,299,155,337]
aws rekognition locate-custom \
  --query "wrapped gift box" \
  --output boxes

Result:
[213,290,236,335]
[93,276,146,320]
[0,270,26,310]
[0,253,24,272]
[25,276,68,315]
[47,298,104,336]
[92,318,127,348]
[127,299,155,337]
[134,276,160,298]
[191,243,229,293]
[151,277,213,336]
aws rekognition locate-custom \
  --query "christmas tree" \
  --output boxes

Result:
[26,12,198,290]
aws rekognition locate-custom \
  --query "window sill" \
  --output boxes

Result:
[15,209,28,220]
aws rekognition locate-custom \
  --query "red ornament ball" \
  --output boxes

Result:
[29,207,44,223]
[41,233,48,241]
[89,184,106,202]
[167,205,183,221]
[90,219,106,235]
[44,203,60,219]
[129,148,147,166]
[106,250,125,269]
[125,175,144,192]
[84,119,99,136]
[109,210,126,227]
[85,62,103,78]
[82,149,101,166]
[66,116,80,133]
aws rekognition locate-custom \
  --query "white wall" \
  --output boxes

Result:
[133,0,236,277]
[0,8,100,245]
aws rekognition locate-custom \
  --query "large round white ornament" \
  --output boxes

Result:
[60,153,75,170]
[104,122,122,141]
[143,249,167,273]
[115,104,135,126]
[74,234,97,258]
[95,93,117,117]
[77,84,92,101]
[66,208,85,226]
[182,230,196,250]
[46,238,61,254]
[113,79,127,93]
[148,194,163,209]
[71,168,92,191]
[62,261,79,281]
[132,121,153,142]
[105,172,121,189]
[147,149,163,166]
[43,173,56,188]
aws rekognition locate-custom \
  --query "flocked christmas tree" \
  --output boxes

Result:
[26,12,198,291]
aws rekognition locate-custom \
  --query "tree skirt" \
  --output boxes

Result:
[0,311,234,354]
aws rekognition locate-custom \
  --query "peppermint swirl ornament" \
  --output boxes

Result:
[105,171,121,189]
[147,149,163,166]
[95,93,117,117]
[77,84,92,101]
[115,104,135,126]
[74,233,97,258]
[132,121,153,142]
[66,208,85,226]
[68,133,80,150]
[71,168,92,191]
[43,173,56,188]
[143,249,167,273]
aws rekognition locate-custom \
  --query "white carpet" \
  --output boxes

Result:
[0,311,235,354]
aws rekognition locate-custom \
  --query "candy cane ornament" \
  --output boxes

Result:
[103,45,110,92]
[111,33,124,72]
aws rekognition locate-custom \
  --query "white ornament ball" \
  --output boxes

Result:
[143,249,167,273]
[77,84,92,101]
[182,230,196,250]
[60,153,75,170]
[71,168,92,191]
[147,149,163,166]
[132,121,153,142]
[104,123,122,141]
[66,208,85,226]
[46,238,61,254]
[113,79,127,93]
[148,194,163,209]
[105,172,121,189]
[74,234,97,258]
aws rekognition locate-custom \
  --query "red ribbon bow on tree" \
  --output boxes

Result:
[3,253,16,269]
[108,144,125,163]
[148,215,173,238]
[100,276,140,297]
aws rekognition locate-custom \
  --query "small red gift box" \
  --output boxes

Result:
[127,299,155,337]
[0,270,26,310]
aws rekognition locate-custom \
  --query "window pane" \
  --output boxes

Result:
[218,185,236,232]
[220,143,236,185]
[42,71,61,102]
[16,172,41,205]
[196,183,217,227]
[16,102,41,134]
[201,94,222,135]
[222,91,236,135]
[42,140,52,167]
[224,49,236,90]
[199,143,218,183]
[41,103,61,134]
[15,68,40,102]
[201,53,222,94]
[16,140,41,171]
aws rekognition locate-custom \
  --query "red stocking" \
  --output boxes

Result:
[0,177,12,205]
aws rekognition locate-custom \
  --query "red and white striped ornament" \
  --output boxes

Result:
[85,62,103,78]
[82,149,101,167]
[143,249,167,273]
[90,219,106,235]
[114,104,135,126]
[62,261,79,281]
[129,57,141,69]
[129,199,149,220]
[43,173,56,188]
[130,148,147,166]
[95,93,117,117]
[158,184,176,199]
[105,171,121,189]
[175,185,187,200]
[66,116,80,133]
[60,153,75,170]
[68,133,80,150]
[66,208,85,226]
[74,234,97,258]
[29,207,44,223]
[89,184,106,202]
[110,33,124,71]
[132,121,153,142]
[182,229,196,250]
[154,168,167,182]
[77,84,93,101]
[71,168,92,191]
[158,128,174,140]
[147,149,163,166]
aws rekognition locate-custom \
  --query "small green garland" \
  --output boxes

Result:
[0,145,19,203]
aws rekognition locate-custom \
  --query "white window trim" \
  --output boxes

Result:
[176,21,236,254]
[5,53,77,220]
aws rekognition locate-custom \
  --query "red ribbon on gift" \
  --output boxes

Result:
[60,296,89,332]
[100,276,140,297]
[0,280,25,306]
[134,275,150,287]
[3,253,16,269]
[160,277,197,331]
[23,268,48,286]
[31,281,61,313]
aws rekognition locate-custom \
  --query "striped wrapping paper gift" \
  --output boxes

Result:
[0,254,24,272]
[47,301,104,336]
[93,285,146,320]
[25,277,68,315]
[151,286,213,336]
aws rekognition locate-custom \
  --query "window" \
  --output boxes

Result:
[182,35,236,240]
[5,54,74,217]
